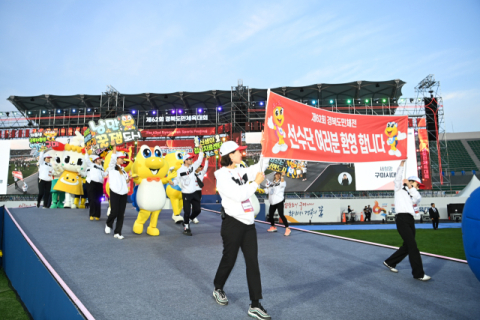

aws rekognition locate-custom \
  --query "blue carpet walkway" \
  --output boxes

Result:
[8,206,480,320]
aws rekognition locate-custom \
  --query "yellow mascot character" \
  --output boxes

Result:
[267,105,288,154]
[164,151,185,224]
[131,145,177,236]
[385,122,406,157]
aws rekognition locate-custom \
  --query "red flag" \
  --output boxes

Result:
[262,91,408,163]
[12,171,23,180]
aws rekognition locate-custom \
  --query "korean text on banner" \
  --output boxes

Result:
[262,91,408,163]
[194,135,222,157]
[86,115,142,154]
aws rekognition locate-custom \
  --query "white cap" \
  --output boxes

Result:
[219,141,247,156]
[115,152,127,158]
[44,154,52,158]
[90,155,100,161]
[407,176,425,189]
[184,153,194,161]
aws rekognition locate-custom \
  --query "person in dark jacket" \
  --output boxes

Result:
[429,203,440,230]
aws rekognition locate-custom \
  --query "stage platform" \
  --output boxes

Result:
[5,205,480,320]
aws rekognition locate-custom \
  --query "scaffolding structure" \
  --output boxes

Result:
[395,75,450,191]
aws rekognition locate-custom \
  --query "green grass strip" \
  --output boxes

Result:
[0,268,30,320]
[314,228,466,260]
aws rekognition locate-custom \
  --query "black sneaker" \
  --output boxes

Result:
[213,289,228,305]
[183,228,192,236]
[248,303,271,320]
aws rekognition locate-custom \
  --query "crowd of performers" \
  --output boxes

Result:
[34,131,430,320]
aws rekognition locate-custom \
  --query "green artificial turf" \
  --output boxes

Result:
[315,228,466,260]
[0,268,30,320]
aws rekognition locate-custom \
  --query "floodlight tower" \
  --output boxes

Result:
[414,74,450,191]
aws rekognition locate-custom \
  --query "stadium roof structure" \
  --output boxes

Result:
[5,79,405,129]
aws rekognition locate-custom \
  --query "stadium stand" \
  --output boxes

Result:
[467,140,480,164]
[445,140,478,172]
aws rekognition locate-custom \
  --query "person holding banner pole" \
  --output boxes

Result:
[37,149,53,208]
[383,160,431,281]
[265,171,290,236]
[212,135,271,320]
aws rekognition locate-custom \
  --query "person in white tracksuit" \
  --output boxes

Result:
[174,148,204,236]
[383,160,431,281]
[264,171,290,236]
[212,139,271,320]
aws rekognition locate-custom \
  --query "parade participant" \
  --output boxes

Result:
[105,144,137,239]
[37,149,53,208]
[383,160,431,281]
[191,155,210,224]
[174,147,204,236]
[213,137,271,320]
[86,154,107,221]
[265,171,290,236]
[22,181,28,194]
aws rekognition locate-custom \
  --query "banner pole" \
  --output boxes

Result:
[262,89,271,159]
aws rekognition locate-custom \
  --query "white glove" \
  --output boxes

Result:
[267,116,275,129]
[397,132,406,140]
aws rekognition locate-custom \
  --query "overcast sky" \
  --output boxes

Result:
[1,0,479,132]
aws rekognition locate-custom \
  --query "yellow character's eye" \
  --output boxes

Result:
[393,123,397,128]
[127,115,132,121]
[122,116,126,121]
[280,108,283,115]
[275,109,279,116]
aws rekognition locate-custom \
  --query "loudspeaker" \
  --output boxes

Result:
[424,98,439,141]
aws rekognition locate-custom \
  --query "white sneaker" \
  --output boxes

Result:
[416,274,431,281]
[383,261,398,273]
[105,225,111,234]
[114,234,124,240]
[192,218,199,224]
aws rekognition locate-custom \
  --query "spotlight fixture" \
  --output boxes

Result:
[217,106,223,111]
[152,110,157,115]
[171,110,176,114]
[259,101,264,106]
[87,108,91,112]
[72,109,76,113]
[347,99,351,104]
[42,110,46,114]
[28,111,31,115]
[365,99,369,103]
[57,110,62,114]
[312,100,316,105]
[132,110,136,115]
[198,108,203,113]
[382,99,387,103]
[329,100,334,104]
[178,110,183,114]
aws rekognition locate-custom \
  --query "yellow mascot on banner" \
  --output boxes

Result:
[104,146,134,216]
[164,151,186,224]
[131,145,177,236]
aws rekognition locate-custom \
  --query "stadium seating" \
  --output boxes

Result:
[441,140,478,172]
[467,140,480,162]
[430,140,477,174]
